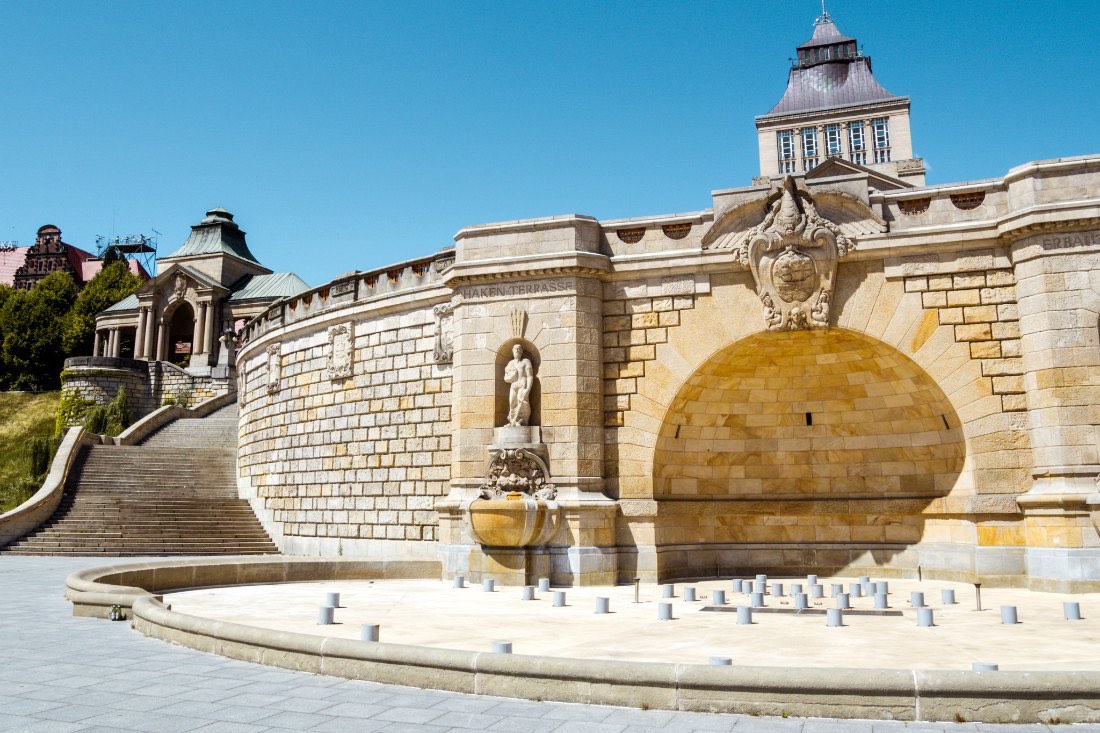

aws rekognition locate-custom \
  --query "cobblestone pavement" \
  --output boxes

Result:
[1,557,1092,733]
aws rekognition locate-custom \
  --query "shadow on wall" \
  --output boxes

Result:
[649,328,966,580]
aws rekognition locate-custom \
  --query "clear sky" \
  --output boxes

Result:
[1,0,1098,287]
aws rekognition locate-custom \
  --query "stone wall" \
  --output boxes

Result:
[236,261,453,558]
[59,357,233,426]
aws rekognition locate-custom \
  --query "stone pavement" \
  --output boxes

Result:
[0,557,1091,733]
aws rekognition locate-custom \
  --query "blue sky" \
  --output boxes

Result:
[1,1,1097,286]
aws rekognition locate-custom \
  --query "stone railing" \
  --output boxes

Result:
[240,250,453,347]
[0,427,88,547]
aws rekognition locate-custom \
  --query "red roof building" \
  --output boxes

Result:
[1,225,148,290]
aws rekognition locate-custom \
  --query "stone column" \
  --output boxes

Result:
[1012,230,1100,591]
[191,305,203,356]
[145,310,157,361]
[203,301,215,356]
[92,330,102,357]
[156,320,168,361]
[134,308,146,360]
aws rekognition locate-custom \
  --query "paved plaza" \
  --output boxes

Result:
[1,557,1096,732]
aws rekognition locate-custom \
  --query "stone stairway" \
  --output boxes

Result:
[1,404,279,556]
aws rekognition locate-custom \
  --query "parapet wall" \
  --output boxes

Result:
[236,253,454,558]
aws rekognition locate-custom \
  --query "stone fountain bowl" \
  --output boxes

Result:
[468,492,559,548]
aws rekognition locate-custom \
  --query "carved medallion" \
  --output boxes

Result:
[327,322,353,380]
[740,177,853,331]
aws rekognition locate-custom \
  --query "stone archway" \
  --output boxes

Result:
[650,328,965,580]
[167,302,195,366]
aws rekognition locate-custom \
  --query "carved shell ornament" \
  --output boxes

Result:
[739,177,854,332]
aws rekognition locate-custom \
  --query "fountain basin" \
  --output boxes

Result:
[468,492,559,547]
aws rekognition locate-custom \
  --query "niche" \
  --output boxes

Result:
[494,339,542,427]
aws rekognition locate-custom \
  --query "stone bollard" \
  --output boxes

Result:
[521,586,536,601]
[326,592,341,608]
[876,580,889,595]
[712,589,726,606]
[972,662,999,672]
[453,575,465,589]
[791,583,803,596]
[658,602,673,621]
[755,580,767,594]
[318,606,335,625]
[492,641,512,654]
[874,592,889,609]
[538,577,551,593]
[595,596,610,614]
[553,591,566,607]
[807,574,818,586]
[756,573,767,587]
[1065,602,1083,621]
[661,584,675,598]
[861,581,874,596]
[848,582,862,598]
[737,606,753,625]
[751,592,765,608]
[831,583,844,597]
[1001,606,1018,625]
[361,624,379,642]
[482,579,495,592]
[810,584,824,599]
[732,579,743,593]
[910,591,925,608]
[770,583,784,598]
[941,588,956,605]
[827,608,843,627]
[684,587,697,602]
[709,656,732,666]
[836,593,850,610]
[917,607,934,627]
[794,593,808,610]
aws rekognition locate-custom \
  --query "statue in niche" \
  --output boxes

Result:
[503,343,534,427]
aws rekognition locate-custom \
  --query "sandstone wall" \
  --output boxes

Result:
[236,260,453,558]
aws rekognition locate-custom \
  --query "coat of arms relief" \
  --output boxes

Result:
[704,176,879,332]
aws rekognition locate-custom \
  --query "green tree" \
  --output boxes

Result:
[0,273,77,390]
[62,261,141,357]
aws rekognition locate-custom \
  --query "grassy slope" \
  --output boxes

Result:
[0,391,59,513]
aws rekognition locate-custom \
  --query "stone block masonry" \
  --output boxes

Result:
[238,302,452,556]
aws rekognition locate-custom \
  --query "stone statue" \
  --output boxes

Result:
[503,343,534,426]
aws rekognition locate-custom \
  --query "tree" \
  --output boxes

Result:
[62,261,141,357]
[101,245,121,267]
[0,273,77,390]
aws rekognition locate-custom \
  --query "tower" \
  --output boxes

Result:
[755,11,925,185]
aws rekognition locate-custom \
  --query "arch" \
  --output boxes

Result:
[650,328,966,579]
[166,300,195,366]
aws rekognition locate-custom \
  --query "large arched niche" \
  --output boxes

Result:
[649,327,966,580]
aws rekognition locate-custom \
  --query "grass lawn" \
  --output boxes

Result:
[0,391,59,513]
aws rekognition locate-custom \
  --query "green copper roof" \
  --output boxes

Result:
[103,293,138,312]
[229,272,310,301]
[162,208,262,264]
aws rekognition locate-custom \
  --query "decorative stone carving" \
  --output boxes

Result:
[173,273,187,301]
[480,447,556,501]
[503,344,534,426]
[327,322,353,380]
[509,306,527,339]
[433,303,454,364]
[265,344,281,394]
[737,176,853,331]
[432,255,455,273]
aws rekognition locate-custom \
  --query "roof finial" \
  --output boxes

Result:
[817,0,832,24]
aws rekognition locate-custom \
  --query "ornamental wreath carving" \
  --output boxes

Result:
[433,303,454,364]
[737,176,853,331]
[327,322,353,380]
[480,447,556,501]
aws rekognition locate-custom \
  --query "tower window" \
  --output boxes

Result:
[848,120,866,164]
[873,117,891,163]
[777,130,796,173]
[824,123,842,157]
[801,128,818,171]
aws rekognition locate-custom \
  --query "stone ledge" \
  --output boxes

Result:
[67,557,1100,724]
